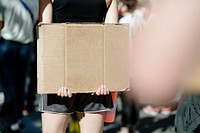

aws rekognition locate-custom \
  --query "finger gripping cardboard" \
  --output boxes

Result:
[37,23,130,94]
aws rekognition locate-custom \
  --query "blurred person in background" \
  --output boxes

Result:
[130,0,158,37]
[0,0,39,132]
[118,1,138,133]
[23,20,38,115]
[118,0,137,20]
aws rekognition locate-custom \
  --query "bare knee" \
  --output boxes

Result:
[42,112,70,133]
[78,112,105,133]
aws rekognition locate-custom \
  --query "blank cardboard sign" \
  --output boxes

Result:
[37,23,130,94]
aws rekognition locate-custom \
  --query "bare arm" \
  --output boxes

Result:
[39,0,53,23]
[105,0,118,23]
[131,0,200,105]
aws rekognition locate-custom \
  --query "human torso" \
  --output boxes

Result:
[52,0,110,23]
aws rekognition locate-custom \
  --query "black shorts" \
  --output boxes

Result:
[38,93,113,114]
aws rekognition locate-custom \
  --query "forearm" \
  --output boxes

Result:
[105,0,118,23]
[39,0,53,23]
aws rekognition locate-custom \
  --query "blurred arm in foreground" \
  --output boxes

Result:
[131,0,200,105]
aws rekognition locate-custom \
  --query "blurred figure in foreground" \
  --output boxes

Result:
[131,0,200,106]
[130,0,179,117]
[0,0,38,132]
[131,0,200,132]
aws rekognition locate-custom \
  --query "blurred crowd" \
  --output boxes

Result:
[0,0,39,132]
[0,0,200,133]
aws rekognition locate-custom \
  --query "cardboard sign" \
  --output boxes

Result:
[37,23,130,94]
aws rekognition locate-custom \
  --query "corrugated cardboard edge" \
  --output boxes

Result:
[64,24,68,92]
[37,22,129,26]
[37,25,44,93]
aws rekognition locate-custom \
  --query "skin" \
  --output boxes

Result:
[40,0,118,133]
[131,0,200,105]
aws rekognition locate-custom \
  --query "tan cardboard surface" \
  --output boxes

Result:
[66,24,104,92]
[37,23,130,94]
[104,25,130,91]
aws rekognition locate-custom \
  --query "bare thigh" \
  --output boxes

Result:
[77,112,105,133]
[42,112,70,133]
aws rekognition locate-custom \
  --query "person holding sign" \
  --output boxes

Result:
[39,0,118,133]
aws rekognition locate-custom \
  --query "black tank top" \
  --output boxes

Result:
[53,0,108,23]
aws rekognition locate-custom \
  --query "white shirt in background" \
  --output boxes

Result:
[0,0,39,44]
